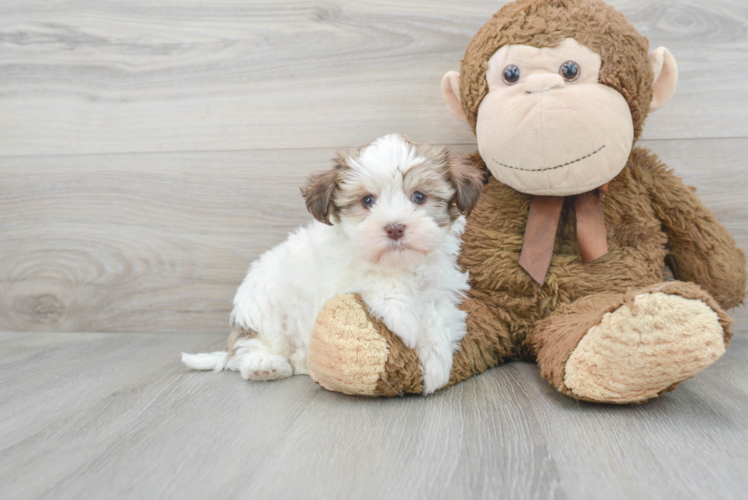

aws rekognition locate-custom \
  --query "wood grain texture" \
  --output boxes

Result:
[2,2,747,499]
[0,330,746,500]
[0,148,326,333]
[0,0,746,156]
[1,139,746,333]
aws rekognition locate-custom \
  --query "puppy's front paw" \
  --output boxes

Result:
[418,344,454,395]
[379,311,421,349]
[238,351,293,381]
[391,320,419,349]
[363,295,421,349]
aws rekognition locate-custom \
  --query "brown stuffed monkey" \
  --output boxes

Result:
[304,0,746,403]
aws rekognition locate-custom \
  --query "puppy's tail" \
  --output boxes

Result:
[181,351,228,372]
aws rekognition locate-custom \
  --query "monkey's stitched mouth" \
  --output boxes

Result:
[492,145,606,173]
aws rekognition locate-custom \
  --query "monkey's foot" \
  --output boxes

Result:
[564,284,729,403]
[307,294,423,396]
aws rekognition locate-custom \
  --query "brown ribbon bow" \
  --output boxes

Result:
[518,183,611,285]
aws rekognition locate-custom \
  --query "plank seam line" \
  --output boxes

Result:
[0,137,745,159]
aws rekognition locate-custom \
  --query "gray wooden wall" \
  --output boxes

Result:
[1,0,746,334]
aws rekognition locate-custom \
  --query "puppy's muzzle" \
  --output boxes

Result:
[385,223,405,241]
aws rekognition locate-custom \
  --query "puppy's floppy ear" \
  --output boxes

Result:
[301,167,338,225]
[447,152,485,216]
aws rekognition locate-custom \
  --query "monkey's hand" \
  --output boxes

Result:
[635,147,746,310]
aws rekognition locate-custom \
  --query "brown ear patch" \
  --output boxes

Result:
[301,167,339,225]
[447,152,486,216]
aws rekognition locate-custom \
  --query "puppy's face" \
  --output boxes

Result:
[301,134,484,263]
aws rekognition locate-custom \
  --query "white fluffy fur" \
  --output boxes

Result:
[182,134,470,394]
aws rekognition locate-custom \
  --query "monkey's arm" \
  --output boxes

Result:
[634,148,746,310]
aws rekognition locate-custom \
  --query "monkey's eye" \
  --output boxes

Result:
[560,61,580,82]
[502,65,521,85]
[362,195,376,209]
[411,191,427,205]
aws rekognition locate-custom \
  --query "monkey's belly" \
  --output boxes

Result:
[459,166,671,346]
[462,228,669,347]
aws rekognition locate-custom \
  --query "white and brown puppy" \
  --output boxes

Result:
[182,134,484,394]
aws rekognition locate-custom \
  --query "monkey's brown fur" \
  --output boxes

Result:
[306,0,746,402]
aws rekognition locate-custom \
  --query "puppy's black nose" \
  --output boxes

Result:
[385,223,405,241]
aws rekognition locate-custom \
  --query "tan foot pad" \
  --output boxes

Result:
[564,292,726,404]
[307,294,390,396]
[307,294,424,397]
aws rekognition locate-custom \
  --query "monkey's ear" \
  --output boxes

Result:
[447,152,484,216]
[649,47,678,112]
[300,168,338,225]
[441,71,469,124]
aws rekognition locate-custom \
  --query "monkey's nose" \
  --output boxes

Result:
[385,223,405,240]
[524,73,564,93]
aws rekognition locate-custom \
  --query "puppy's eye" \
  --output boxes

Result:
[362,195,376,209]
[502,65,521,85]
[411,191,427,205]
[560,61,580,82]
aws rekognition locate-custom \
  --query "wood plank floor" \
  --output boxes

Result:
[2,0,747,334]
[2,139,746,334]
[1,0,746,156]
[1,331,747,500]
[1,1,747,499]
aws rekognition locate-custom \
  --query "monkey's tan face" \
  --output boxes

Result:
[476,38,634,196]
